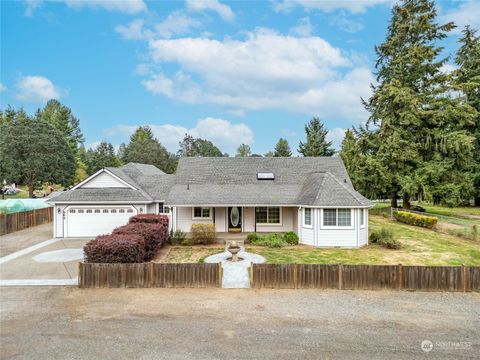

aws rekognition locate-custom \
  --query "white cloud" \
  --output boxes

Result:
[0,83,6,92]
[326,127,346,149]
[23,0,42,16]
[290,17,314,37]
[64,0,147,14]
[186,0,235,21]
[273,0,391,14]
[23,0,147,16]
[16,76,60,102]
[440,63,458,74]
[439,0,480,34]
[329,11,364,33]
[116,12,202,41]
[142,29,373,121]
[104,118,253,154]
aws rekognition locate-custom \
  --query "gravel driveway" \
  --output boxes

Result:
[1,287,478,359]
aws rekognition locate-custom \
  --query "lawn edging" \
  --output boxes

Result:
[251,264,480,292]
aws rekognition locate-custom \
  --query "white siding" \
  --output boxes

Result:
[300,208,315,245]
[175,207,214,232]
[54,205,66,238]
[255,207,295,232]
[316,208,359,248]
[243,207,255,232]
[359,209,369,246]
[80,172,129,188]
[146,203,157,214]
[215,207,227,232]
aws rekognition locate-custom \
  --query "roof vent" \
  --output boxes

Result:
[257,172,275,180]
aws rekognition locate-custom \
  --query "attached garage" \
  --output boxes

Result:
[64,206,137,237]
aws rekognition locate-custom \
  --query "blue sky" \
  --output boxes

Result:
[1,0,479,155]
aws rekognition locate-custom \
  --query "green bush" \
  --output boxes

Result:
[369,228,401,249]
[283,231,299,245]
[248,233,297,248]
[190,223,216,245]
[393,211,438,229]
[169,229,187,245]
[246,232,260,243]
[381,212,389,218]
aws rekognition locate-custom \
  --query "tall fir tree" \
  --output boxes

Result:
[123,126,178,173]
[298,118,335,157]
[454,26,480,205]
[236,144,251,157]
[177,134,224,157]
[273,138,292,157]
[363,0,476,207]
[86,141,122,174]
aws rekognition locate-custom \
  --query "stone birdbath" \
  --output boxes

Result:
[227,241,241,262]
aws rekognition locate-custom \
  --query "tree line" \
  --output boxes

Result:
[0,100,333,197]
[339,0,479,208]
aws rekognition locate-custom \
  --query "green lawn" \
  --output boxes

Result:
[417,203,480,218]
[248,216,480,266]
[161,216,480,266]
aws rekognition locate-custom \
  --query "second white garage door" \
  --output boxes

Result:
[65,206,137,237]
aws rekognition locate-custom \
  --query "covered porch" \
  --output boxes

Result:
[172,206,299,234]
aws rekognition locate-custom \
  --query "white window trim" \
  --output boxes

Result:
[255,207,283,226]
[192,207,213,220]
[320,208,354,230]
[302,207,313,228]
[360,208,366,229]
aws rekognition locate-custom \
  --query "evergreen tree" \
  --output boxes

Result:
[0,115,76,197]
[236,144,251,157]
[454,26,480,205]
[274,138,292,157]
[178,134,224,157]
[298,118,335,157]
[35,99,84,155]
[123,126,177,173]
[264,151,274,157]
[363,0,476,207]
[86,141,122,174]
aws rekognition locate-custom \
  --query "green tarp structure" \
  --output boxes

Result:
[0,199,52,215]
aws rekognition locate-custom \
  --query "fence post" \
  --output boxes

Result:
[338,264,343,290]
[218,262,223,288]
[294,263,298,289]
[398,264,403,290]
[77,262,82,288]
[149,262,155,288]
[462,265,467,293]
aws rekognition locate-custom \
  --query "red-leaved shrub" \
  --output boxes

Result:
[84,234,145,263]
[113,222,168,261]
[129,214,169,226]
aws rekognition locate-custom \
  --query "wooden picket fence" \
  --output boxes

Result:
[0,207,53,235]
[78,262,222,288]
[251,264,480,292]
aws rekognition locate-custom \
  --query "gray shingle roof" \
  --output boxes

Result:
[49,188,150,202]
[168,157,372,207]
[50,158,372,207]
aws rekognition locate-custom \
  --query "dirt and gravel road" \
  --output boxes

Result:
[1,287,478,359]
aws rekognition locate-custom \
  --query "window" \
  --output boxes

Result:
[255,207,281,224]
[303,208,312,227]
[94,209,100,213]
[360,208,365,228]
[111,209,117,213]
[322,209,352,228]
[78,209,84,214]
[193,207,211,219]
[158,203,164,214]
[127,209,134,213]
[119,209,125,213]
[69,209,76,213]
[323,209,337,226]
[103,209,109,213]
[87,209,93,214]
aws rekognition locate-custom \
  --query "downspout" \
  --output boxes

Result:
[254,207,257,232]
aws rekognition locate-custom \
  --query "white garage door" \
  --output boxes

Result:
[65,206,137,237]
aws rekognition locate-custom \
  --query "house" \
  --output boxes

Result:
[48,157,373,247]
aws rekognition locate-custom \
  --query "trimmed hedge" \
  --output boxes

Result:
[190,224,216,245]
[129,214,169,226]
[113,222,168,261]
[393,211,438,229]
[84,234,145,263]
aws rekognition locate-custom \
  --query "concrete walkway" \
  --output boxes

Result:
[204,248,265,289]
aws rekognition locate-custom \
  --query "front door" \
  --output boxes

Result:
[228,207,242,232]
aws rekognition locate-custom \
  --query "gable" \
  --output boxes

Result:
[80,171,130,189]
